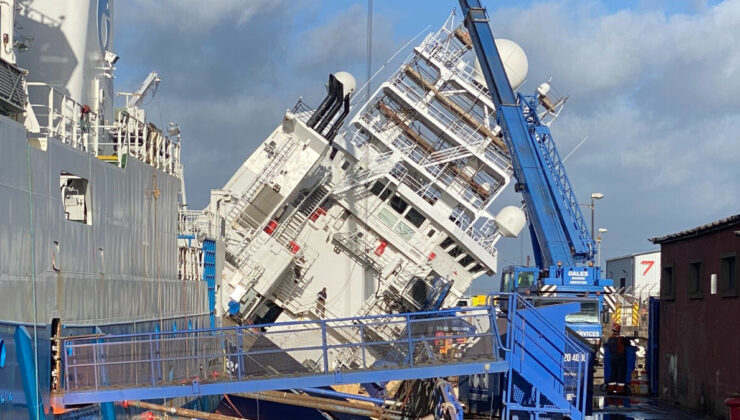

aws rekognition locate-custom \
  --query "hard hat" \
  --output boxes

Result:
[612,323,621,333]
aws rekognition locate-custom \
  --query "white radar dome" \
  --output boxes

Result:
[333,71,357,98]
[495,206,527,238]
[473,39,528,90]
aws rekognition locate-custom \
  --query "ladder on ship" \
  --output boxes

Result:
[225,137,299,227]
[56,293,593,420]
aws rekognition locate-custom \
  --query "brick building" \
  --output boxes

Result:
[650,214,740,418]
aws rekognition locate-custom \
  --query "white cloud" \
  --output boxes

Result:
[118,0,288,33]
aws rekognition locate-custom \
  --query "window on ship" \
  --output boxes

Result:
[60,172,91,225]
[389,195,408,214]
[404,207,426,228]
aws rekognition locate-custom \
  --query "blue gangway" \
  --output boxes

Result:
[58,294,592,419]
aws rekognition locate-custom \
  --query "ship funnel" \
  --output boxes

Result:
[308,72,356,143]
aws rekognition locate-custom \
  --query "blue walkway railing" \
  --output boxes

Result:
[59,293,592,420]
[61,306,504,404]
[492,293,592,420]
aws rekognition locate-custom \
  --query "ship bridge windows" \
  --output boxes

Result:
[370,181,392,201]
[459,254,475,268]
[448,246,463,258]
[389,195,408,214]
[440,237,455,250]
[60,172,91,225]
[469,263,486,274]
[404,207,426,228]
[437,235,488,274]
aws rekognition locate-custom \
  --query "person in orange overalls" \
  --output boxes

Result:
[606,323,628,394]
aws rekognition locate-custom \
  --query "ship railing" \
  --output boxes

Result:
[383,80,491,161]
[331,231,384,274]
[179,209,224,240]
[290,98,315,124]
[178,210,202,237]
[0,58,27,114]
[423,95,488,148]
[61,306,499,394]
[274,247,320,305]
[465,219,502,255]
[27,82,96,152]
[25,82,182,177]
[111,110,181,177]
[390,74,425,104]
[417,35,490,102]
[389,166,500,257]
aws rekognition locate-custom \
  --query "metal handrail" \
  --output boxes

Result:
[62,305,499,394]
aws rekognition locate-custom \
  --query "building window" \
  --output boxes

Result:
[688,261,702,299]
[404,207,426,228]
[389,195,408,214]
[720,254,737,298]
[661,265,674,300]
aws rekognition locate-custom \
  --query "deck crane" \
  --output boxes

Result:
[458,0,612,341]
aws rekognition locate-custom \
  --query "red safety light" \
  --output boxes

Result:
[375,241,387,256]
[264,220,278,235]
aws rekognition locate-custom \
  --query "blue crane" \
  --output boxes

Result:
[458,0,612,341]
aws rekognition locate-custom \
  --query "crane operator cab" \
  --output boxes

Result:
[500,265,603,346]
[501,266,539,294]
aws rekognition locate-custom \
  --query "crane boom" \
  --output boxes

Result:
[458,1,613,344]
[126,71,161,109]
[458,1,593,267]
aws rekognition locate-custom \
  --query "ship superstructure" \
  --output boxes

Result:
[205,15,531,364]
[0,1,218,417]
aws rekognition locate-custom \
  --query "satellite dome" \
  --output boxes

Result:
[495,206,527,238]
[473,38,528,90]
[333,71,357,97]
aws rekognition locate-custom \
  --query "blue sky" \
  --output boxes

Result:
[116,0,740,293]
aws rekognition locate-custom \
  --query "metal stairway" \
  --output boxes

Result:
[56,294,591,420]
[333,149,397,194]
[500,293,592,420]
[225,137,299,227]
[275,184,330,245]
[421,144,474,167]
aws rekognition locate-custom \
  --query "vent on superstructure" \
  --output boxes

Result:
[0,58,26,116]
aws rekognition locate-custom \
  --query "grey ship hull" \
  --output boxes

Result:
[0,114,210,418]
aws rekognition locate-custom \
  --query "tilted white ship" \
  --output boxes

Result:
[198,14,566,368]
